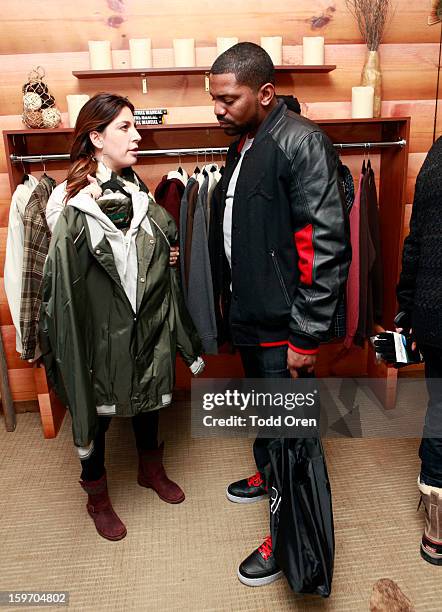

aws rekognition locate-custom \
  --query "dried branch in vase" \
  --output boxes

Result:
[428,0,442,26]
[345,0,392,51]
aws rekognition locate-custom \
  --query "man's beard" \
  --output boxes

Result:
[217,101,260,136]
[222,123,242,136]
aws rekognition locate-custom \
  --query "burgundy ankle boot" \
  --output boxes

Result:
[137,442,185,504]
[80,472,127,541]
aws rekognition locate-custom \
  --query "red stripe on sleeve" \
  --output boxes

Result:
[288,342,319,355]
[293,224,314,285]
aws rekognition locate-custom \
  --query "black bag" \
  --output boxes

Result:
[268,437,335,598]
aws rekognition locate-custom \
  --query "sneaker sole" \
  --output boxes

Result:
[420,544,442,566]
[226,488,268,504]
[237,568,283,587]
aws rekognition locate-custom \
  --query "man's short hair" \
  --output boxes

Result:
[210,42,275,90]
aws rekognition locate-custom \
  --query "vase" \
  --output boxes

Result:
[361,50,382,118]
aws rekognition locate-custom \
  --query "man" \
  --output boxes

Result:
[208,42,350,586]
[396,136,442,566]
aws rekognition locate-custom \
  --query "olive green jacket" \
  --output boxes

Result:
[40,201,202,447]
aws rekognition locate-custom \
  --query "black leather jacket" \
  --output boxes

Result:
[209,101,351,352]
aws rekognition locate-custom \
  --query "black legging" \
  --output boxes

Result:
[80,410,160,482]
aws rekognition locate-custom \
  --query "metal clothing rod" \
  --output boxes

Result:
[9,139,406,163]
[334,139,407,150]
[9,147,229,163]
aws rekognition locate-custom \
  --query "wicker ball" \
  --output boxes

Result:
[23,110,43,129]
[23,92,42,111]
[40,93,55,109]
[23,82,49,96]
[42,107,61,128]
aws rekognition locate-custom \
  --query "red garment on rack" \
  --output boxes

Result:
[154,176,185,229]
[344,173,362,348]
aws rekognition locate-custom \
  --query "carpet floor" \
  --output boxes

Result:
[0,402,441,611]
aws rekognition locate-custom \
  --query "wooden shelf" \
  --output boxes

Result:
[72,65,336,79]
[3,117,410,139]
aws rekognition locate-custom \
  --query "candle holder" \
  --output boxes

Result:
[88,41,113,70]
[216,37,239,57]
[173,39,195,67]
[352,86,374,119]
[260,37,283,65]
[129,39,152,69]
[302,37,325,66]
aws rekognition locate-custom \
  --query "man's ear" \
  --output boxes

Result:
[89,130,103,150]
[259,83,276,107]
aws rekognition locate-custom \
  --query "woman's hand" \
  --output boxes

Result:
[80,174,102,200]
[169,246,179,267]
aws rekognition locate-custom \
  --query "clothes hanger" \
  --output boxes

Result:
[194,149,201,175]
[209,149,217,173]
[166,152,187,185]
[178,151,184,176]
[20,158,29,184]
[40,155,47,177]
[361,144,367,174]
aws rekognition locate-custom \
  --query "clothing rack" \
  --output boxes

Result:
[9,139,407,163]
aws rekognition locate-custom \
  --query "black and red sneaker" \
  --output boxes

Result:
[226,471,268,503]
[421,534,442,566]
[238,535,283,587]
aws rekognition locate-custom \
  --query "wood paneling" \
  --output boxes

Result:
[0,43,438,118]
[0,0,437,54]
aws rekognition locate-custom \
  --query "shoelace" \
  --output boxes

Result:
[247,471,264,488]
[258,535,273,561]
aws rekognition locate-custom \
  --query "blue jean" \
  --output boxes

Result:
[419,345,442,488]
[239,345,290,471]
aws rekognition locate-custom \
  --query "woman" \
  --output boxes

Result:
[41,93,204,541]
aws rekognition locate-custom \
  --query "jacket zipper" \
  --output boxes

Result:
[270,250,291,307]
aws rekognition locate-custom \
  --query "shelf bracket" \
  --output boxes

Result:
[141,73,148,94]
[204,72,209,93]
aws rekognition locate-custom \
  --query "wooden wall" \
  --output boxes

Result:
[0,0,440,233]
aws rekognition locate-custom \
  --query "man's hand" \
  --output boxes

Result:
[287,346,316,378]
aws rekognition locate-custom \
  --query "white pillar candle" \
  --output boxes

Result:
[216,37,239,57]
[260,36,283,65]
[302,37,325,65]
[66,94,90,128]
[88,40,113,70]
[173,38,195,67]
[351,86,374,118]
[129,38,152,69]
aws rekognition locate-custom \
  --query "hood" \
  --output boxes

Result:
[67,190,153,249]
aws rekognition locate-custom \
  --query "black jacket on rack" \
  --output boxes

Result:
[209,101,351,351]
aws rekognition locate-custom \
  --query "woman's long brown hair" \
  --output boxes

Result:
[65,93,135,202]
